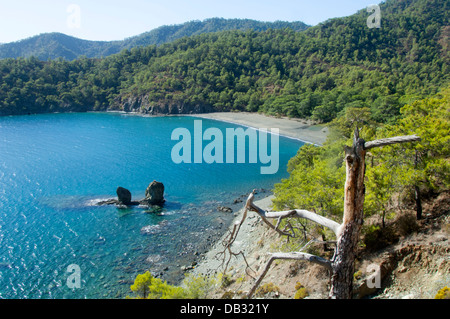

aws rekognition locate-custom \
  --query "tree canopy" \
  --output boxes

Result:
[273,86,449,238]
[0,0,448,122]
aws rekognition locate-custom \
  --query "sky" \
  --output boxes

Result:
[0,0,381,43]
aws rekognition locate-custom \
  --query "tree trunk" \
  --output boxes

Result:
[328,133,420,298]
[329,133,366,299]
[415,185,422,220]
[237,134,421,299]
[414,151,423,220]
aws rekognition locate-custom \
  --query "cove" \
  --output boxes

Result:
[0,112,303,299]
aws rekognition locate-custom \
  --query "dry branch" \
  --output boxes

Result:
[247,192,341,236]
[240,191,339,298]
[216,193,253,273]
[364,134,421,150]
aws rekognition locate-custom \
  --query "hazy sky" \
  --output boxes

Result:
[0,0,380,43]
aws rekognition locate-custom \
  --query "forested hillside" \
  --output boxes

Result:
[0,18,309,61]
[0,0,448,123]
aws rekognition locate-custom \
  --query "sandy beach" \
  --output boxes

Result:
[189,112,329,146]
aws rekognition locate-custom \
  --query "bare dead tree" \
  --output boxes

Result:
[223,131,421,299]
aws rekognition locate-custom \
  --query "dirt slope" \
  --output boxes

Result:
[203,191,449,299]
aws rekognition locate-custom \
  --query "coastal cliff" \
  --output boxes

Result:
[109,95,215,115]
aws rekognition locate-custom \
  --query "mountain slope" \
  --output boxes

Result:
[0,0,448,119]
[122,18,310,49]
[0,18,309,61]
[0,33,122,61]
[111,0,449,121]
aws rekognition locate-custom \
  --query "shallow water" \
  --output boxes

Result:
[0,112,303,298]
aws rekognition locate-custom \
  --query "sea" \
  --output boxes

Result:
[0,112,303,299]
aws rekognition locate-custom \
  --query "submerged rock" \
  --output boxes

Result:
[218,206,233,213]
[96,198,119,206]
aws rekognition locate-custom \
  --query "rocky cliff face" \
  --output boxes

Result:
[110,95,215,115]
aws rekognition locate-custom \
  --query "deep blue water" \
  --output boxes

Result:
[0,112,303,299]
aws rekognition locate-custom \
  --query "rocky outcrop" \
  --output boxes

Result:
[116,186,132,205]
[97,182,165,207]
[142,180,165,205]
[110,95,215,115]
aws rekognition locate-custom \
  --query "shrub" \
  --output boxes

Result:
[362,224,399,252]
[435,286,450,299]
[129,272,218,299]
[255,282,280,297]
[294,282,309,299]
[181,273,218,299]
[219,273,235,288]
[129,271,186,299]
[394,212,419,237]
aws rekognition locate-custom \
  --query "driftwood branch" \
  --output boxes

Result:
[364,134,421,150]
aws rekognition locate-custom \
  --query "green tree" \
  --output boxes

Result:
[366,88,450,219]
[273,141,345,220]
[129,271,152,299]
[129,271,186,299]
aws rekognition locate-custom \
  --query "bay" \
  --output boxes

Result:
[0,112,303,299]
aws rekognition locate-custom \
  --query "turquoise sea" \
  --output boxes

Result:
[0,112,303,299]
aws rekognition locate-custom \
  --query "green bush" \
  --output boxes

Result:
[181,273,218,299]
[128,271,218,299]
[294,282,309,299]
[255,282,279,297]
[435,286,450,299]
[129,271,185,299]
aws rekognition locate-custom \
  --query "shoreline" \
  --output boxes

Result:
[189,195,275,280]
[110,110,329,146]
[186,112,329,146]
[117,110,329,285]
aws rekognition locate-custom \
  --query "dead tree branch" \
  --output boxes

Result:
[247,196,341,236]
[216,194,254,274]
[364,134,421,150]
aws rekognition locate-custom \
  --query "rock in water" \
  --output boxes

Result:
[217,206,233,213]
[116,187,132,205]
[144,181,165,205]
